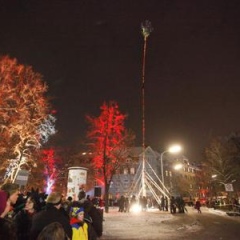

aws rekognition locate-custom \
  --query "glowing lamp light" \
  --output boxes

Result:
[160,144,182,186]
[174,163,183,170]
[130,204,142,213]
[168,145,182,153]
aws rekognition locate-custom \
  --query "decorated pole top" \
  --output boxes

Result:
[141,20,153,39]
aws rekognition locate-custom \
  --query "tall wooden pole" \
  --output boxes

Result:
[141,20,152,197]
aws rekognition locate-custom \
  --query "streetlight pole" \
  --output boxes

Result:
[160,145,182,189]
[160,151,168,187]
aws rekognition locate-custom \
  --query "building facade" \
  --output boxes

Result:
[109,146,200,203]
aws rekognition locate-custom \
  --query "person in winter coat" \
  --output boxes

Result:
[0,183,19,218]
[195,200,202,213]
[78,190,103,238]
[14,194,41,240]
[170,196,176,214]
[36,222,66,240]
[118,196,125,212]
[124,197,130,213]
[71,201,97,240]
[30,192,72,240]
[0,217,17,240]
[70,206,89,240]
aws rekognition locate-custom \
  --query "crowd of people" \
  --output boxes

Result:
[117,194,190,214]
[0,183,103,240]
[117,195,160,212]
[169,196,187,214]
[3,182,230,239]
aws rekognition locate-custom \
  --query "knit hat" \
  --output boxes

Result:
[71,207,84,217]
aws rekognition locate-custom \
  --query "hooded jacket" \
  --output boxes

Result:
[70,217,88,240]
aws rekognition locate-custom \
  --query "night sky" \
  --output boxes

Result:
[1,0,240,160]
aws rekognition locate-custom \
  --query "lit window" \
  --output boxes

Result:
[130,168,135,174]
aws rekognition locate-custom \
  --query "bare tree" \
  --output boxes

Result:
[205,137,239,193]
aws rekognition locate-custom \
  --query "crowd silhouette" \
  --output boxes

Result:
[0,183,103,240]
[3,182,232,240]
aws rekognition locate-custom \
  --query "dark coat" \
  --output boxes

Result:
[73,199,103,238]
[88,205,103,237]
[30,204,72,240]
[0,217,17,240]
[14,209,35,240]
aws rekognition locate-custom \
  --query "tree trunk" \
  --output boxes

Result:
[104,183,110,213]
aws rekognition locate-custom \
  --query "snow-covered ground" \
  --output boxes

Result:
[101,206,240,240]
[207,208,228,216]
[101,206,205,240]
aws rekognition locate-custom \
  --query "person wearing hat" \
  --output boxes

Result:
[70,204,89,240]
[77,190,103,238]
[0,183,19,218]
[30,192,72,240]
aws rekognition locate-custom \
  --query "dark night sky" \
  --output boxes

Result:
[1,0,240,160]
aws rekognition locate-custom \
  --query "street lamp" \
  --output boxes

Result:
[160,145,182,187]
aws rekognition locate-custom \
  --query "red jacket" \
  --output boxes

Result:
[0,190,8,216]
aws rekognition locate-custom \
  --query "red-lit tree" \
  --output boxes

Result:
[42,149,57,194]
[0,56,55,183]
[86,101,134,212]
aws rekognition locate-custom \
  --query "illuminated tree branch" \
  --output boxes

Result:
[86,101,135,213]
[0,56,56,183]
